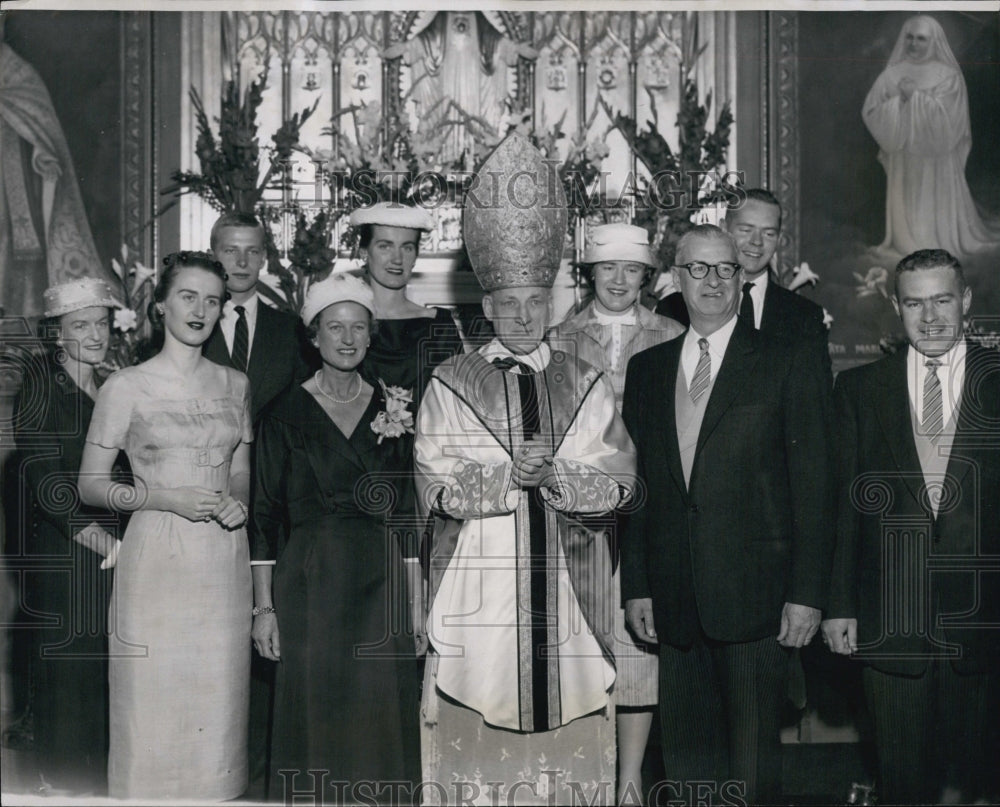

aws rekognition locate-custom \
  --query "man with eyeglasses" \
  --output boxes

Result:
[621,224,835,803]
[657,189,831,380]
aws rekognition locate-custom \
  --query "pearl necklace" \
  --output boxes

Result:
[314,370,362,404]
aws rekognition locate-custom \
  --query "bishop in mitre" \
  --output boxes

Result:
[414,134,636,805]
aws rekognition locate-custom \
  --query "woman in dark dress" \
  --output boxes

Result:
[251,273,422,804]
[12,278,127,795]
[348,202,464,404]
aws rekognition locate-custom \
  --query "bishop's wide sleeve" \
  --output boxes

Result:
[252,414,290,563]
[540,373,636,514]
[413,376,518,520]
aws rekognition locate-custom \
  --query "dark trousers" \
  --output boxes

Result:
[657,635,788,805]
[863,662,996,803]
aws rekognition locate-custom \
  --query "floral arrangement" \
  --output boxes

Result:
[370,380,415,443]
[299,95,459,254]
[599,14,733,270]
[163,69,319,215]
[105,245,156,369]
[258,208,339,313]
[601,82,733,270]
[161,67,323,314]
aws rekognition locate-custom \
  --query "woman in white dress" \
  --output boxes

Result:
[79,251,253,800]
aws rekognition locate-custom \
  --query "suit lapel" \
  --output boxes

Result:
[658,340,688,496]
[298,386,369,473]
[874,350,926,508]
[945,343,997,492]
[246,303,275,390]
[203,323,232,367]
[695,320,759,458]
[759,281,789,339]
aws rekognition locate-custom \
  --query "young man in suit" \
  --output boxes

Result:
[822,249,1000,803]
[205,212,313,421]
[656,189,831,378]
[622,224,835,804]
[204,212,313,800]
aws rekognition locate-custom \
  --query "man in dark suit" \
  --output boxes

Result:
[204,212,313,800]
[204,212,313,421]
[822,249,1000,803]
[622,224,834,804]
[656,189,831,379]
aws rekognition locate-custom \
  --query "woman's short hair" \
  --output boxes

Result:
[148,251,230,330]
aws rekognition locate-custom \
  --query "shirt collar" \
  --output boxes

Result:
[480,338,551,373]
[592,305,638,327]
[685,314,739,360]
[224,292,258,319]
[908,338,967,385]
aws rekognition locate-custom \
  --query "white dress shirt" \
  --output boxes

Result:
[680,314,739,390]
[592,305,638,372]
[219,293,259,360]
[907,339,966,427]
[741,273,769,330]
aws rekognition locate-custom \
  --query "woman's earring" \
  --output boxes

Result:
[156,305,165,315]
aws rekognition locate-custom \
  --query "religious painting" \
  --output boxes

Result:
[793,10,1000,369]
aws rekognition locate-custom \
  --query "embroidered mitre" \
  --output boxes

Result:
[462,133,568,291]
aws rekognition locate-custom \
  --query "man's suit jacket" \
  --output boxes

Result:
[656,281,831,378]
[827,344,1000,675]
[203,302,314,422]
[621,318,835,647]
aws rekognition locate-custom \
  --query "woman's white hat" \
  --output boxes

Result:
[582,223,657,269]
[300,273,376,326]
[348,201,433,232]
[43,278,122,318]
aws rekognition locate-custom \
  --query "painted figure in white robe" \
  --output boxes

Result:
[385,12,536,165]
[862,15,1000,257]
[414,134,636,806]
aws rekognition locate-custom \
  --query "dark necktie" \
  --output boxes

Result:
[922,358,943,439]
[231,305,249,373]
[739,281,756,327]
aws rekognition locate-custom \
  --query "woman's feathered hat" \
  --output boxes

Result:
[462,134,567,292]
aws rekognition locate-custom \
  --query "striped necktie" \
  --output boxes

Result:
[231,305,249,373]
[922,358,943,439]
[689,338,712,404]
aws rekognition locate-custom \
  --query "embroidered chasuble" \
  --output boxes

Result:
[415,345,637,732]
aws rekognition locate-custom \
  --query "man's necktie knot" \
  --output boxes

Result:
[492,356,531,374]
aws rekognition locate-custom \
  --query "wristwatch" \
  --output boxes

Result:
[252,605,275,616]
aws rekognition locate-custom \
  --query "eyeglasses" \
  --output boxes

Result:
[674,261,742,280]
